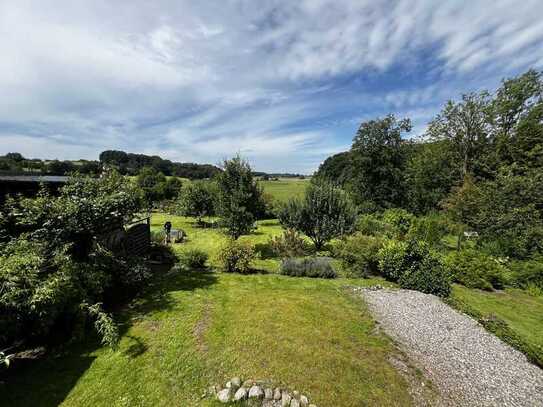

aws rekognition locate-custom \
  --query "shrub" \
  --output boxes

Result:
[218,239,256,274]
[280,257,337,278]
[377,240,408,281]
[444,249,509,291]
[382,208,415,239]
[182,249,209,269]
[406,213,449,247]
[378,239,451,297]
[509,257,543,290]
[355,214,389,236]
[278,180,357,250]
[269,229,309,258]
[150,230,165,245]
[336,233,384,277]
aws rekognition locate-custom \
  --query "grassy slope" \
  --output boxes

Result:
[451,285,543,355]
[5,212,415,407]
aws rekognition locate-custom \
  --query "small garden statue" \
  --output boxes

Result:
[164,221,172,244]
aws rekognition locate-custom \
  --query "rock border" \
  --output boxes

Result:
[206,377,317,407]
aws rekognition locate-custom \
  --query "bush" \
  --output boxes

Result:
[406,213,449,247]
[335,233,384,277]
[382,208,414,239]
[218,239,257,274]
[182,249,209,269]
[510,257,543,290]
[269,229,309,258]
[280,257,337,278]
[378,239,451,297]
[444,249,509,291]
[355,214,389,236]
[377,240,408,281]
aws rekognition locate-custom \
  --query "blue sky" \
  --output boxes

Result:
[1,0,543,173]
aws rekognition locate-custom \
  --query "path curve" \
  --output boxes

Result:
[358,288,543,407]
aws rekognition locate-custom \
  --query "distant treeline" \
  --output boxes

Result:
[0,150,221,179]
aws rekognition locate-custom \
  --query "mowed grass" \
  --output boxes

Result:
[451,285,543,355]
[5,213,416,407]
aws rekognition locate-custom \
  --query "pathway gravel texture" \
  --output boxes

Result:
[358,288,543,407]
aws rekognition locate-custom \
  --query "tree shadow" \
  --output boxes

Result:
[2,263,218,406]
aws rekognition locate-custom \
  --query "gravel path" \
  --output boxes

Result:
[358,288,543,407]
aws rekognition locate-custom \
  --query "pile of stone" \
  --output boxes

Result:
[207,377,317,407]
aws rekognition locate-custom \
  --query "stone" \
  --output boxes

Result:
[262,401,276,407]
[292,390,300,399]
[309,405,317,407]
[243,379,254,388]
[217,388,231,403]
[207,385,218,396]
[290,399,300,407]
[300,395,309,406]
[231,377,242,389]
[281,392,292,407]
[234,387,248,401]
[264,387,274,399]
[274,388,282,400]
[248,385,264,399]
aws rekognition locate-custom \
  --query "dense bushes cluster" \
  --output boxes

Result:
[217,239,257,274]
[335,233,383,277]
[268,229,309,258]
[0,173,148,351]
[444,250,508,291]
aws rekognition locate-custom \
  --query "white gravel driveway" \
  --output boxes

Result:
[358,288,543,407]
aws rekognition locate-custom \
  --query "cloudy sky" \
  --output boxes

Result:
[1,1,543,173]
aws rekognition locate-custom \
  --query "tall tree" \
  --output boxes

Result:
[350,114,411,209]
[216,156,263,239]
[427,92,491,179]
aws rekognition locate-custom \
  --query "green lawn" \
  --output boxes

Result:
[258,179,309,202]
[5,213,419,407]
[451,285,543,357]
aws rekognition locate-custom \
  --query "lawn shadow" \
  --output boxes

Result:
[254,242,277,259]
[2,262,218,406]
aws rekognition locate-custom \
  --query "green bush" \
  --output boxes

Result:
[217,239,257,274]
[269,229,309,258]
[444,250,509,291]
[355,214,388,236]
[336,233,384,277]
[377,240,408,281]
[182,249,209,269]
[280,257,337,278]
[378,239,451,297]
[406,213,449,247]
[510,257,543,290]
[382,208,414,239]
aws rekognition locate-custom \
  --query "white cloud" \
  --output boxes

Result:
[1,0,543,172]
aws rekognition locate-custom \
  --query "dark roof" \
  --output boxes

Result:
[0,175,69,183]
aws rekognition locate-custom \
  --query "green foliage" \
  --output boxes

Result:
[355,214,389,236]
[378,239,451,297]
[268,228,309,258]
[406,213,449,247]
[350,114,411,209]
[176,181,217,221]
[382,208,414,239]
[335,233,384,277]
[510,257,543,290]
[444,250,509,291]
[216,156,264,239]
[182,249,209,269]
[314,151,353,185]
[280,257,337,279]
[0,173,147,350]
[217,239,257,274]
[278,179,357,250]
[136,167,181,204]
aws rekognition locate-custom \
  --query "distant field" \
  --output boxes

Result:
[258,179,309,202]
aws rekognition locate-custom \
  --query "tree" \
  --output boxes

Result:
[4,152,24,162]
[216,156,263,239]
[177,181,217,223]
[315,151,353,185]
[427,92,491,179]
[405,140,459,214]
[278,180,357,250]
[136,166,168,204]
[350,114,411,209]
